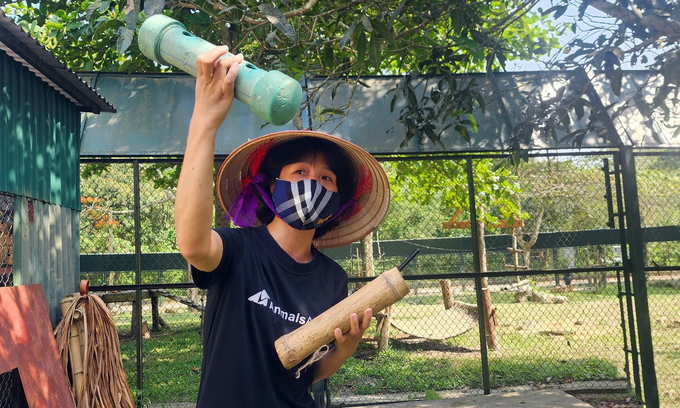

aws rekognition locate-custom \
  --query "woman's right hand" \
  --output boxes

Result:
[191,46,244,133]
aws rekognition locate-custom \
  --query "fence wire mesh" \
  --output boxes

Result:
[0,369,12,408]
[0,192,13,288]
[634,154,680,407]
[75,151,680,407]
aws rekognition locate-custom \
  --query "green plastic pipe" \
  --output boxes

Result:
[138,15,302,126]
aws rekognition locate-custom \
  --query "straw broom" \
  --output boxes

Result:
[55,282,135,408]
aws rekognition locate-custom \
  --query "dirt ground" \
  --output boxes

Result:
[568,392,642,408]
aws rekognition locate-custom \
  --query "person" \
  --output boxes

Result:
[174,46,391,407]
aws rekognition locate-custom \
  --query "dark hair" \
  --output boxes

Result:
[255,137,356,238]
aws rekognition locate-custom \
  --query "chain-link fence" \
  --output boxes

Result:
[0,192,13,288]
[0,368,28,408]
[0,193,14,407]
[634,153,680,407]
[0,369,12,408]
[76,150,680,407]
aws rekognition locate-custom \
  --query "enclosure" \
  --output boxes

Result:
[76,149,679,407]
[66,70,680,407]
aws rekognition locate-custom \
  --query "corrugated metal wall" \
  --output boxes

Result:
[12,197,79,324]
[0,50,82,210]
[0,49,83,325]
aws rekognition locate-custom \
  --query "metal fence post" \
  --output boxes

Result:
[612,153,641,398]
[620,148,659,407]
[133,160,144,405]
[466,157,490,395]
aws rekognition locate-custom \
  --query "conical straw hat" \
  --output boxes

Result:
[216,130,390,249]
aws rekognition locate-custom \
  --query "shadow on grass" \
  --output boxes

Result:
[332,341,620,396]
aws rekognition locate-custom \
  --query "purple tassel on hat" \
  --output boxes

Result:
[228,173,268,227]
[228,173,279,227]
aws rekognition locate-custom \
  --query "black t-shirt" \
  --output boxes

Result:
[191,225,348,407]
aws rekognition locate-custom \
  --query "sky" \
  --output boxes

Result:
[506,0,644,72]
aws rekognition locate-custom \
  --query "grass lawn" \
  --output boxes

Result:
[113,282,679,406]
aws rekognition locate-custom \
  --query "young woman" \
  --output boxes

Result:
[175,47,390,407]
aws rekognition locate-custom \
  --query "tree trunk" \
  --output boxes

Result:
[361,233,375,279]
[361,233,389,350]
[439,280,455,310]
[187,261,198,303]
[378,306,392,350]
[477,214,499,351]
[107,228,116,286]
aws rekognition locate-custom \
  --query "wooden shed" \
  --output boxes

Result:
[0,10,114,324]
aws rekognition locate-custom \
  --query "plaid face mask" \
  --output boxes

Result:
[272,178,341,230]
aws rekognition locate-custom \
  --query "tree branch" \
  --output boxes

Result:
[585,0,680,37]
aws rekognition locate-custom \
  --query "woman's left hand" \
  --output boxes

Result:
[333,308,373,358]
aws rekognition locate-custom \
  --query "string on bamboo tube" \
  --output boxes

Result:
[294,344,329,379]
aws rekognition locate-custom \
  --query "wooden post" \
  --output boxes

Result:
[151,294,160,331]
[131,300,139,337]
[59,295,85,405]
[439,280,454,310]
[482,288,499,351]
[477,214,499,351]
[378,306,392,350]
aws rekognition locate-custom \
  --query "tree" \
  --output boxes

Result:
[513,0,680,150]
[389,158,524,350]
[80,162,180,285]
[5,1,678,150]
[2,0,560,148]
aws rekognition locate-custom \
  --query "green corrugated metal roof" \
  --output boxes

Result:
[0,51,81,209]
[0,10,114,114]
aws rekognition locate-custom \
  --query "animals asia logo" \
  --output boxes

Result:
[248,289,312,325]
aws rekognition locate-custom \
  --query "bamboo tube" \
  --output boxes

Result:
[275,267,410,369]
[60,295,85,405]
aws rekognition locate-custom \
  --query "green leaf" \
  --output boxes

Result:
[573,130,587,147]
[560,114,571,131]
[116,25,134,54]
[368,34,381,70]
[258,4,297,43]
[123,0,138,28]
[475,93,486,113]
[510,149,520,166]
[370,19,395,46]
[86,0,103,19]
[424,127,444,148]
[331,81,340,100]
[322,45,335,69]
[460,118,478,132]
[355,30,367,68]
[390,93,398,113]
[360,14,372,32]
[455,124,470,142]
[450,9,463,35]
[389,0,409,28]
[93,19,123,40]
[520,149,530,163]
[339,21,358,50]
[407,87,418,107]
[320,107,345,115]
[574,98,586,120]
